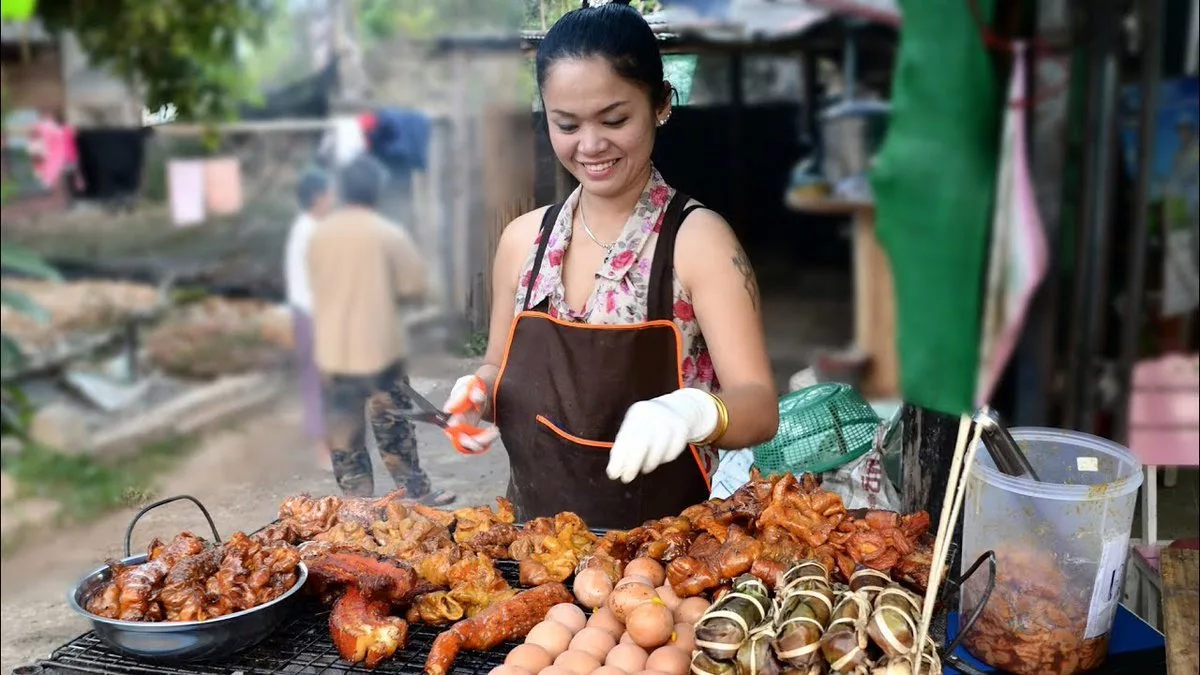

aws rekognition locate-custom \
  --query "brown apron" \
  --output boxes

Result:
[492,192,711,530]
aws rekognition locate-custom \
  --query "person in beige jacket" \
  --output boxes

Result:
[306,155,455,504]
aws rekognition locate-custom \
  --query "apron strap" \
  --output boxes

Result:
[522,203,565,312]
[647,193,705,322]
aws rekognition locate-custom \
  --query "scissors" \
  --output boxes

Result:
[397,381,491,456]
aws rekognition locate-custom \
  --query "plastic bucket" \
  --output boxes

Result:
[958,427,1143,675]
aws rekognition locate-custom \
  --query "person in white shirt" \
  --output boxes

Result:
[285,169,335,469]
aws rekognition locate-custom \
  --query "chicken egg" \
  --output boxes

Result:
[620,632,637,645]
[607,582,658,622]
[506,644,554,672]
[670,623,695,653]
[645,647,690,675]
[605,643,649,672]
[587,606,625,640]
[569,627,617,661]
[654,584,681,612]
[574,568,614,610]
[538,666,578,675]
[674,597,710,625]
[616,574,655,589]
[490,666,533,675]
[624,558,666,586]
[526,620,574,658]
[554,649,602,675]
[625,601,674,649]
[547,603,588,634]
[595,667,629,675]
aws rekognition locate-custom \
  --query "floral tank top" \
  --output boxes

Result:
[514,168,720,475]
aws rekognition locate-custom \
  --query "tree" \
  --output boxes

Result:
[35,0,273,122]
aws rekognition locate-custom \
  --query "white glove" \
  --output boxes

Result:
[442,375,500,453]
[606,388,719,484]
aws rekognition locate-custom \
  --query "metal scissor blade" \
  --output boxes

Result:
[396,381,451,428]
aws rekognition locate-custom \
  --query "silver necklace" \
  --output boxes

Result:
[578,201,616,252]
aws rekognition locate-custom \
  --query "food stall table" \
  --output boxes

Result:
[784,194,898,399]
[1160,548,1199,675]
[943,604,1168,675]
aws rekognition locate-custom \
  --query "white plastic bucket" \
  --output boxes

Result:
[958,427,1143,675]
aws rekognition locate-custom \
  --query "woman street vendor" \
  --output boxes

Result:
[441,0,778,529]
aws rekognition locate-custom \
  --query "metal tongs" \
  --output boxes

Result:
[972,406,1040,481]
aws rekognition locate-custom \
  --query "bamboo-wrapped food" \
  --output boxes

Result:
[866,585,921,658]
[736,627,784,675]
[869,636,940,675]
[695,574,773,660]
[819,590,874,674]
[692,649,738,675]
[777,560,831,598]
[735,626,784,675]
[848,568,890,602]
[772,561,835,670]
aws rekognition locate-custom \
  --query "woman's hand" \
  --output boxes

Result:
[443,375,500,453]
[606,388,719,484]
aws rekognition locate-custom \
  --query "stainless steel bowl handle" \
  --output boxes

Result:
[124,495,222,557]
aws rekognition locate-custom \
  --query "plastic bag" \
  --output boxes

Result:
[819,422,901,510]
[710,420,900,511]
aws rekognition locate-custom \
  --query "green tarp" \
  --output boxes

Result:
[870,0,1002,415]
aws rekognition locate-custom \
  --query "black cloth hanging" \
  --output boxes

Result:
[73,127,153,201]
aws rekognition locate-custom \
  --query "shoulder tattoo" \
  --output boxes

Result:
[731,245,760,310]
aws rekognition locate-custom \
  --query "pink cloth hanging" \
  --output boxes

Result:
[975,43,1050,406]
[30,118,76,189]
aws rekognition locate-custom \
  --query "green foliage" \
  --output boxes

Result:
[523,0,661,30]
[456,331,489,358]
[35,0,273,122]
[1,245,61,436]
[1,434,200,527]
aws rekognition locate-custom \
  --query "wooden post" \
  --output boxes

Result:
[1160,549,1199,675]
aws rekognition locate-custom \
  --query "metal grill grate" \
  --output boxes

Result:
[38,560,527,675]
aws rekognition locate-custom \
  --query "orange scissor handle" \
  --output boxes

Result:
[444,422,495,456]
[446,376,488,417]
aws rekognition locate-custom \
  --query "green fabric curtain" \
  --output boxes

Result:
[870,0,1002,415]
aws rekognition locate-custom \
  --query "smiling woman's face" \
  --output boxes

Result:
[541,56,668,200]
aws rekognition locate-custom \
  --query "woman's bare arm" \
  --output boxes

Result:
[675,208,779,449]
[473,207,548,412]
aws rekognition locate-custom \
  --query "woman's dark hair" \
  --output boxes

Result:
[296,168,330,210]
[338,154,388,208]
[536,0,669,109]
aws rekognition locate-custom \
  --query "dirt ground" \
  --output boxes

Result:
[0,354,507,673]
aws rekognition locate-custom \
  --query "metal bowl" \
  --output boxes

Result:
[67,553,308,663]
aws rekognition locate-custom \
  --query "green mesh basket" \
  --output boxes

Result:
[751,383,882,476]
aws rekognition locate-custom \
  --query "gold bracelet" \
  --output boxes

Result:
[700,392,730,446]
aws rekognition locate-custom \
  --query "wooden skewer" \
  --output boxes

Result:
[910,414,976,675]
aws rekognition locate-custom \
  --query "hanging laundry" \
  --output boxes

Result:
[73,128,152,202]
[975,43,1049,407]
[333,116,368,167]
[203,157,244,216]
[28,114,76,189]
[367,108,431,176]
[168,159,206,227]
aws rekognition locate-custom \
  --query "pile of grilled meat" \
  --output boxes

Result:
[84,470,936,671]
